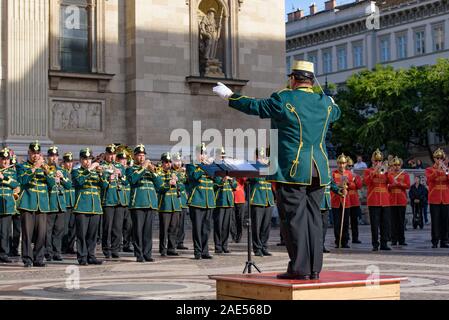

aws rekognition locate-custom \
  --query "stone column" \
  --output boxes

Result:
[5,0,52,154]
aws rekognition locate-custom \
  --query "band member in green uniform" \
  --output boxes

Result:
[17,141,56,268]
[62,152,77,254]
[173,153,189,250]
[72,148,107,265]
[126,144,162,262]
[8,153,21,257]
[116,152,133,253]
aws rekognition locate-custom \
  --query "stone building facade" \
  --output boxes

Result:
[0,0,286,159]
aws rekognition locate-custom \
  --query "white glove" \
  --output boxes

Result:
[212,82,233,100]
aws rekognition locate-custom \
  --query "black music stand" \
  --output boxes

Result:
[200,159,269,274]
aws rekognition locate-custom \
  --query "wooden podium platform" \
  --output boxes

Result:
[209,272,408,300]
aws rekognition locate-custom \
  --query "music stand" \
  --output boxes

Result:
[200,159,269,274]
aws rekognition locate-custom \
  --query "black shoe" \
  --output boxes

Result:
[276,272,300,280]
[254,251,263,257]
[341,244,350,249]
[160,252,167,257]
[88,258,103,265]
[136,257,144,263]
[79,260,88,266]
[223,249,231,254]
[262,250,272,256]
[24,262,32,268]
[276,242,285,246]
[440,243,449,248]
[380,246,392,251]
[201,254,213,259]
[53,255,63,261]
[144,256,154,262]
[214,250,223,254]
[372,247,379,252]
[0,256,12,263]
[334,245,340,249]
[432,244,438,248]
[123,247,134,253]
[44,254,52,262]
[391,241,398,246]
[104,253,111,259]
[194,255,201,260]
[323,248,330,253]
[33,262,46,267]
[352,240,362,244]
[111,253,120,259]
[167,251,179,256]
[310,272,320,280]
[399,242,408,246]
[177,245,189,250]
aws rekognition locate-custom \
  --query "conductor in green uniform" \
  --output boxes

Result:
[213,60,341,280]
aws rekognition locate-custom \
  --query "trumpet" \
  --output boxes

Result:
[13,187,20,201]
[377,161,389,175]
[0,165,14,172]
[171,172,181,197]
[439,160,449,175]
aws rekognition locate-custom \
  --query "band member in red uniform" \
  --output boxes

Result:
[230,177,246,243]
[331,154,356,248]
[388,157,410,246]
[425,148,449,248]
[364,149,394,251]
[347,157,363,244]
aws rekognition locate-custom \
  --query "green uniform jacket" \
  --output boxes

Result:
[186,164,216,209]
[17,162,56,212]
[126,165,162,210]
[100,161,128,207]
[63,168,76,208]
[0,168,19,215]
[72,168,107,214]
[229,88,341,186]
[248,178,275,207]
[175,168,189,209]
[49,165,72,213]
[123,184,131,207]
[320,180,340,211]
[158,169,182,212]
[214,177,237,208]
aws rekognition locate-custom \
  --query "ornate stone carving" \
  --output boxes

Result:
[51,99,103,132]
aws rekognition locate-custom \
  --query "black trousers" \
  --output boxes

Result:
[75,213,100,263]
[430,204,449,246]
[189,207,212,257]
[131,209,156,259]
[21,211,47,264]
[350,206,361,241]
[277,180,324,276]
[9,214,21,255]
[213,207,232,252]
[0,215,12,258]
[102,206,125,255]
[368,206,391,248]
[332,206,350,247]
[159,212,180,253]
[321,210,329,250]
[390,206,406,244]
[62,208,76,253]
[176,208,188,246]
[230,203,246,243]
[122,208,133,249]
[46,212,65,257]
[251,206,273,253]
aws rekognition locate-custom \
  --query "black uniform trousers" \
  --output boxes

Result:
[0,215,12,259]
[368,206,391,248]
[159,212,180,254]
[230,203,246,243]
[131,209,156,259]
[277,179,324,277]
[251,205,273,254]
[189,207,212,257]
[430,204,449,246]
[321,210,329,250]
[350,206,361,242]
[62,208,76,253]
[75,213,100,264]
[332,206,350,247]
[122,208,133,250]
[390,206,406,244]
[46,211,66,257]
[102,206,125,256]
[176,208,188,247]
[21,210,47,264]
[213,207,232,252]
[9,214,21,256]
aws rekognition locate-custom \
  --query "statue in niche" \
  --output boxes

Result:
[198,5,225,78]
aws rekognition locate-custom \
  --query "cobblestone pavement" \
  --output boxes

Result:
[0,222,448,300]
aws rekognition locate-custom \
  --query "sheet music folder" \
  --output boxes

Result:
[199,159,269,178]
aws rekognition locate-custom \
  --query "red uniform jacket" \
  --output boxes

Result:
[331,169,356,208]
[364,168,394,207]
[425,167,449,205]
[388,171,411,206]
[348,174,363,207]
[233,178,246,204]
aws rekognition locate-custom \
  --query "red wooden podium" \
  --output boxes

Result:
[209,271,408,300]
